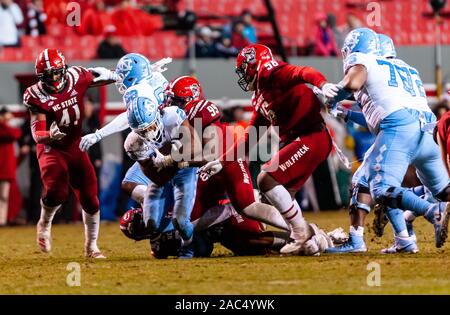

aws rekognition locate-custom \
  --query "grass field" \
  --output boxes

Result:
[1,210,449,294]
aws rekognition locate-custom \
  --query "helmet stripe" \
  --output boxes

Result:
[170,75,191,89]
[43,49,51,69]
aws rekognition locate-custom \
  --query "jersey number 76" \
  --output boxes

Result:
[376,59,426,98]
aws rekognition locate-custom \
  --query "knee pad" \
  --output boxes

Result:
[374,186,403,209]
[349,184,371,213]
[409,185,425,197]
[80,197,100,214]
[43,187,68,207]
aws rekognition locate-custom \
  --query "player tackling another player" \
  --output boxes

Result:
[23,49,117,258]
[199,44,341,254]
[28,27,450,260]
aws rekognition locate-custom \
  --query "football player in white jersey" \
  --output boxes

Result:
[80,54,199,257]
[325,28,450,253]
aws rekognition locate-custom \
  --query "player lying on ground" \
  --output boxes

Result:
[119,169,347,257]
[199,44,341,255]
[323,28,450,253]
[23,49,117,258]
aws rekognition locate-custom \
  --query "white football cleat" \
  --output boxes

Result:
[36,221,52,253]
[85,246,106,259]
[280,239,304,255]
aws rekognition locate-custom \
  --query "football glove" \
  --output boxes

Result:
[49,121,66,140]
[88,67,119,82]
[79,130,102,151]
[197,159,223,180]
[152,148,174,171]
[321,82,340,98]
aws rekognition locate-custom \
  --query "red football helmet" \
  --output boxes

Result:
[164,76,204,109]
[235,44,274,91]
[119,208,151,241]
[35,48,68,93]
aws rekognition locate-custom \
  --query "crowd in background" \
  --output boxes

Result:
[0,0,366,59]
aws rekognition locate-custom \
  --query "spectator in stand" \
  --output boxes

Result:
[25,0,46,37]
[0,107,21,226]
[327,13,343,50]
[241,9,257,44]
[97,25,127,59]
[215,36,239,58]
[76,0,112,36]
[190,26,219,58]
[313,13,338,57]
[231,21,251,50]
[339,12,363,38]
[111,0,162,36]
[0,0,24,47]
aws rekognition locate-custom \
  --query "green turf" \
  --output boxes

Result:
[0,211,449,294]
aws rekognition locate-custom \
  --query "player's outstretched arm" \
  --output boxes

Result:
[30,112,66,144]
[325,65,368,106]
[80,111,129,151]
[88,67,118,87]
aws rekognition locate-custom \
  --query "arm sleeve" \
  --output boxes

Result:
[97,111,129,138]
[271,64,328,89]
[30,116,52,144]
[347,110,368,128]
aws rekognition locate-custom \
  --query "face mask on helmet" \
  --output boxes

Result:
[38,66,67,92]
[236,62,255,92]
[166,92,191,109]
[136,112,164,145]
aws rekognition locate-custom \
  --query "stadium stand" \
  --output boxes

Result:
[0,0,449,61]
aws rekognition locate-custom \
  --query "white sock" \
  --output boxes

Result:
[397,230,409,238]
[349,226,364,237]
[39,200,61,228]
[131,185,146,205]
[264,185,303,228]
[82,211,100,251]
[242,202,290,231]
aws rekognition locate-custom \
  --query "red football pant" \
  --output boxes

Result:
[37,143,99,213]
[219,158,256,212]
[262,129,332,191]
[221,213,265,255]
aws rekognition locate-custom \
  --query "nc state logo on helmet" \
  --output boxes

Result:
[236,44,273,91]
[165,76,204,109]
[35,48,68,93]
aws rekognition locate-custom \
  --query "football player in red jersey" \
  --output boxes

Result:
[162,76,290,232]
[436,110,450,177]
[199,44,339,254]
[23,48,117,258]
